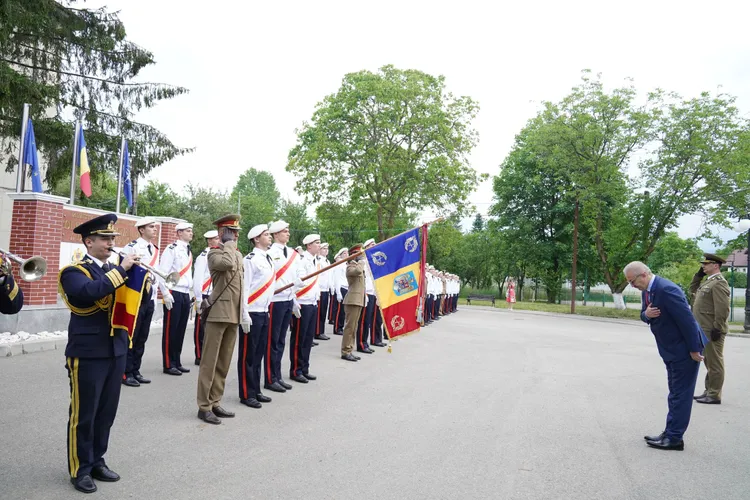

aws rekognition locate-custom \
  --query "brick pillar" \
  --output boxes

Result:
[7,193,70,306]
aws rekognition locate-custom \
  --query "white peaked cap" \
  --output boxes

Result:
[269,220,289,234]
[175,222,193,231]
[303,234,321,245]
[320,242,329,249]
[363,238,375,247]
[334,247,348,259]
[247,224,268,240]
[135,217,158,228]
[203,230,218,238]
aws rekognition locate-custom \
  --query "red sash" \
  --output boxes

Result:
[247,274,275,305]
[202,277,212,293]
[275,250,298,280]
[296,276,319,298]
[148,247,159,267]
[179,254,193,278]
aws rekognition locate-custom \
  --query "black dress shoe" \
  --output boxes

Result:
[122,376,140,387]
[373,342,387,347]
[312,341,319,346]
[644,432,664,442]
[256,393,272,403]
[303,373,317,381]
[278,380,293,390]
[353,355,361,360]
[197,410,221,424]
[177,366,190,373]
[647,437,684,450]
[318,334,330,340]
[264,382,286,393]
[693,393,706,400]
[240,398,262,408]
[290,374,309,383]
[356,348,372,354]
[195,358,201,366]
[71,475,97,493]
[212,405,235,418]
[334,330,344,335]
[134,373,151,384]
[696,396,721,404]
[163,367,182,376]
[91,465,120,482]
[342,354,358,362]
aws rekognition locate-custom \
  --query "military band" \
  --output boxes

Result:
[0,261,23,315]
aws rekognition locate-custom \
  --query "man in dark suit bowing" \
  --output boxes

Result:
[624,261,708,451]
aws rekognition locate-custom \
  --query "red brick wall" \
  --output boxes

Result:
[9,199,64,305]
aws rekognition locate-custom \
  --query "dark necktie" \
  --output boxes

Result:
[147,244,153,256]
[187,244,192,257]
[283,247,288,258]
[102,262,111,272]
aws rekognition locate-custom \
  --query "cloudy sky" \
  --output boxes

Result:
[93,0,750,248]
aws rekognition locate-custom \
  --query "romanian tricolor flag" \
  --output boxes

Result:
[77,125,92,197]
[111,258,148,347]
[365,227,424,340]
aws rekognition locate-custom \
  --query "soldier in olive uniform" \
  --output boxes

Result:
[689,253,731,404]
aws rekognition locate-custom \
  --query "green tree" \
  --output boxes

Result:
[647,232,703,274]
[276,199,316,248]
[471,213,485,233]
[426,217,467,276]
[136,180,183,219]
[0,0,190,198]
[230,168,280,252]
[287,64,485,240]
[181,184,233,255]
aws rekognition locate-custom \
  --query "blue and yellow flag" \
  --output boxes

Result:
[111,258,148,347]
[364,228,423,339]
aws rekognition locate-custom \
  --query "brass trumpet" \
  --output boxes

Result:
[110,250,181,289]
[0,248,47,282]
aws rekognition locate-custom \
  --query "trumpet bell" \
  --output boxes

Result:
[20,256,47,282]
[165,272,181,289]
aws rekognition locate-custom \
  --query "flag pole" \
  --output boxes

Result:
[273,217,443,294]
[69,121,80,204]
[15,103,30,193]
[116,137,125,213]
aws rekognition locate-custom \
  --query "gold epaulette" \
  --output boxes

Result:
[57,264,113,316]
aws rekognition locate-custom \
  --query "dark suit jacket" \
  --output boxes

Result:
[0,274,23,315]
[59,258,129,358]
[640,275,708,362]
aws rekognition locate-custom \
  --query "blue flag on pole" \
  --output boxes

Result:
[24,119,43,193]
[122,140,133,208]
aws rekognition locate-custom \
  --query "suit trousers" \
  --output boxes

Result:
[425,296,433,322]
[162,290,190,369]
[703,333,726,399]
[372,304,384,343]
[196,321,238,412]
[267,300,293,385]
[317,291,330,338]
[66,354,126,479]
[237,312,269,401]
[289,303,317,376]
[125,296,154,377]
[663,356,700,440]
[327,292,335,324]
[335,287,348,332]
[193,294,209,361]
[357,294,376,351]
[342,305,363,355]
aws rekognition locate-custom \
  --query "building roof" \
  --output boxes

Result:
[725,248,748,268]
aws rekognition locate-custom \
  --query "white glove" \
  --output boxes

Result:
[292,300,301,318]
[336,291,343,302]
[163,292,174,310]
[293,277,305,290]
[241,312,252,333]
[195,299,202,311]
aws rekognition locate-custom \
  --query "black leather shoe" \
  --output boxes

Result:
[195,358,201,366]
[693,393,706,400]
[342,354,358,362]
[353,355,361,360]
[264,382,286,393]
[134,373,151,384]
[177,366,190,373]
[334,330,344,335]
[71,475,97,493]
[122,376,140,387]
[647,437,684,450]
[240,398,262,409]
[290,374,309,383]
[256,393,272,403]
[644,432,664,442]
[163,367,182,376]
[318,334,330,340]
[197,410,221,424]
[696,396,721,404]
[91,465,120,482]
[303,373,317,381]
[278,380,293,390]
[373,342,387,347]
[312,341,319,346]
[356,348,371,354]
[212,406,235,418]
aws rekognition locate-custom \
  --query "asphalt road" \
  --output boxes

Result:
[1,308,748,500]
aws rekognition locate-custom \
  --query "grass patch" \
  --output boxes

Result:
[461,299,642,320]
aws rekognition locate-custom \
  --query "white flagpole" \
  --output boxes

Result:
[15,103,30,193]
[116,137,125,213]
[69,121,80,204]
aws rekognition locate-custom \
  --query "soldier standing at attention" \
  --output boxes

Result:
[332,247,349,335]
[341,244,365,362]
[192,230,219,365]
[690,253,731,405]
[315,242,332,341]
[158,222,194,376]
[289,234,322,383]
[58,213,138,493]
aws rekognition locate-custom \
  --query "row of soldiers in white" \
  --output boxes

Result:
[118,218,461,404]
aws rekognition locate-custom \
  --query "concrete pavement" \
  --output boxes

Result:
[1,308,748,499]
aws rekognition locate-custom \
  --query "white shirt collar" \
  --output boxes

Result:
[87,254,106,268]
[176,239,189,248]
[272,242,287,251]
[251,247,268,257]
[137,237,154,247]
[647,274,656,292]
